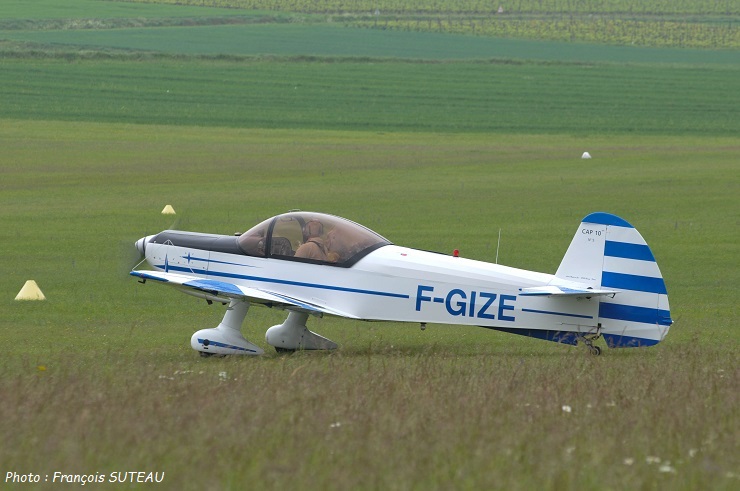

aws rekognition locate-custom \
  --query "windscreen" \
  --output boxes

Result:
[237,212,390,266]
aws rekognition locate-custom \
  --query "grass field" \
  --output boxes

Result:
[4,0,738,49]
[1,0,738,490]
[4,23,740,63]
[1,58,738,135]
[1,122,737,490]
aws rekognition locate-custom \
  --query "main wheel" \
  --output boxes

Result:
[275,347,296,354]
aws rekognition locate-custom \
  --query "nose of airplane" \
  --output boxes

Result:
[135,235,155,256]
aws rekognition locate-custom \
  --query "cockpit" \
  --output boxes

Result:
[237,212,391,267]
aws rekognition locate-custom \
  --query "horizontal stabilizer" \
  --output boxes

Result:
[518,286,618,297]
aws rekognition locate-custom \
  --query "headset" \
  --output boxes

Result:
[304,219,323,239]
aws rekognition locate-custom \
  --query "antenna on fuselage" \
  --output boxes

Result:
[495,228,502,264]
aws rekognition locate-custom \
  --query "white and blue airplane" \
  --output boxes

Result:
[131,211,672,356]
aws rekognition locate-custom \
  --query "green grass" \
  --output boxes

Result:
[0,1,738,489]
[1,121,738,489]
[3,23,740,63]
[1,346,736,489]
[1,58,738,135]
[0,0,251,19]
[124,0,740,16]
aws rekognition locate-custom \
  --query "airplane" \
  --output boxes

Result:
[131,211,672,356]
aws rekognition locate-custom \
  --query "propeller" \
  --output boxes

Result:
[119,237,146,276]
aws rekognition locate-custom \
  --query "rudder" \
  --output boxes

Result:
[556,212,672,348]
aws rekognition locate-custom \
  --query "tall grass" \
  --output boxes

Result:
[1,344,736,489]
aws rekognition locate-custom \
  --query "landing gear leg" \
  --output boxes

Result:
[265,311,338,352]
[579,335,602,355]
[579,327,602,356]
[190,300,264,356]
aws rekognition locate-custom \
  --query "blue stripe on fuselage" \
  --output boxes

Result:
[156,264,409,300]
[603,333,660,348]
[521,308,593,320]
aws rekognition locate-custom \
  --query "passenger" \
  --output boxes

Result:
[324,228,342,263]
[294,219,328,261]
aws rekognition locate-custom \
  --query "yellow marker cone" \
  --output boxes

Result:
[161,205,176,215]
[15,280,46,301]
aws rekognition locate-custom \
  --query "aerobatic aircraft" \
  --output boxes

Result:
[131,211,672,356]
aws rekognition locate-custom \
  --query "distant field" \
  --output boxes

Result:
[2,1,737,140]
[1,58,738,135]
[3,23,740,63]
[118,0,740,48]
[0,0,248,19]
[121,0,740,16]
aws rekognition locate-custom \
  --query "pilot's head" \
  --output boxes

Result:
[305,219,323,238]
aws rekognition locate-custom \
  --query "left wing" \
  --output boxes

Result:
[130,270,360,318]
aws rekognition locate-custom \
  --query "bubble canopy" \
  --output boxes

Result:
[237,212,391,267]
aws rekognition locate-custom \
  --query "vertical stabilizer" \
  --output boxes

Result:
[556,213,672,348]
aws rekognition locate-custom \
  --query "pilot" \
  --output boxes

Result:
[294,219,328,261]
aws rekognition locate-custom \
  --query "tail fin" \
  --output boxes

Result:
[556,212,672,348]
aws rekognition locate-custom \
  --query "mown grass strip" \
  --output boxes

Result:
[3,22,739,62]
[0,0,251,19]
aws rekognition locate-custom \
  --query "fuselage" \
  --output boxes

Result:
[143,236,600,334]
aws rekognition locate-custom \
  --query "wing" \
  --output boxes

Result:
[130,270,359,319]
[518,285,618,297]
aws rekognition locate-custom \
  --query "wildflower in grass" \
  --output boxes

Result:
[37,365,47,372]
[562,405,572,413]
[659,463,676,473]
[646,456,661,464]
[623,458,634,466]
[330,422,342,428]
[219,371,228,380]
